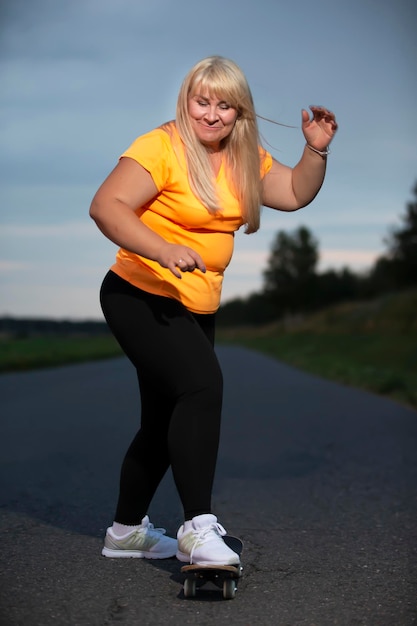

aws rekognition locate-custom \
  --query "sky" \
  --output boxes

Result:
[1,0,416,320]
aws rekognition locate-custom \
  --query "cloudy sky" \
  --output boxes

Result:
[1,0,416,320]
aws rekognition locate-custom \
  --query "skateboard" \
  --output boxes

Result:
[181,535,243,600]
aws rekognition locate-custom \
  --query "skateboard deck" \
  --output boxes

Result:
[181,536,243,599]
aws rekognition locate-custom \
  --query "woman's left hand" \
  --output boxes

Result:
[302,105,338,151]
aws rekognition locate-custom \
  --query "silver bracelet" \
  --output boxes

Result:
[306,143,330,157]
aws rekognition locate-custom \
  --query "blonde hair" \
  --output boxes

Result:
[171,56,263,234]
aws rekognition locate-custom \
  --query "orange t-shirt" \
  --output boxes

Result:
[111,124,272,314]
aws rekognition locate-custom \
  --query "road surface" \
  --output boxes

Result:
[1,346,416,625]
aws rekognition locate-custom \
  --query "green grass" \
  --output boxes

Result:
[217,289,417,410]
[0,335,122,372]
[217,330,416,409]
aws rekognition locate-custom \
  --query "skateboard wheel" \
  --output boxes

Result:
[184,577,196,598]
[222,578,236,599]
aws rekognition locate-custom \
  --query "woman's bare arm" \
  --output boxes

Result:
[89,157,205,278]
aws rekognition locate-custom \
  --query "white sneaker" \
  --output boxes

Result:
[176,514,240,566]
[102,515,177,559]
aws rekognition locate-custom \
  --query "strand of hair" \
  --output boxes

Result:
[256,114,297,129]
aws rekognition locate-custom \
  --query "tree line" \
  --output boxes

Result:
[0,317,109,337]
[218,180,417,327]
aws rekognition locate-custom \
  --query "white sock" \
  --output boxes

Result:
[111,521,141,537]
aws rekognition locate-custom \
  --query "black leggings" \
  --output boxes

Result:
[100,271,223,523]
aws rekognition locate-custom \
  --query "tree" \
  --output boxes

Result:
[384,180,417,287]
[361,256,399,297]
[364,180,417,294]
[217,292,277,326]
[262,226,319,314]
[316,267,359,306]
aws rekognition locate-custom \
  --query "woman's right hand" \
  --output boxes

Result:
[157,243,206,279]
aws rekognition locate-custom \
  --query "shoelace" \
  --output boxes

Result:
[147,522,167,535]
[189,522,227,563]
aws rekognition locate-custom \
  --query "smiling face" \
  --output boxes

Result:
[187,91,239,152]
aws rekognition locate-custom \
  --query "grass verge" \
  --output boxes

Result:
[217,328,417,410]
[0,335,122,373]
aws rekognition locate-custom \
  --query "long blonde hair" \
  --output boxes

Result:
[173,56,263,234]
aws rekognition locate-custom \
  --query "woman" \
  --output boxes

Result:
[90,56,338,566]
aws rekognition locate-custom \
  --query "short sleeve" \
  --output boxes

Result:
[120,129,172,191]
[259,146,272,178]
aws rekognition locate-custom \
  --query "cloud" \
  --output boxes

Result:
[0,183,96,224]
[1,0,161,61]
[0,282,104,320]
[318,249,378,272]
[0,260,33,272]
[0,221,95,238]
[227,249,269,275]
[0,219,117,281]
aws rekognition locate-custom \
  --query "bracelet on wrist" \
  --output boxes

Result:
[306,143,330,157]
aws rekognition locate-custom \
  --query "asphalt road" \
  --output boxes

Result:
[1,346,416,626]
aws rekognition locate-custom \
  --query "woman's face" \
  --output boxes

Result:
[187,90,238,151]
